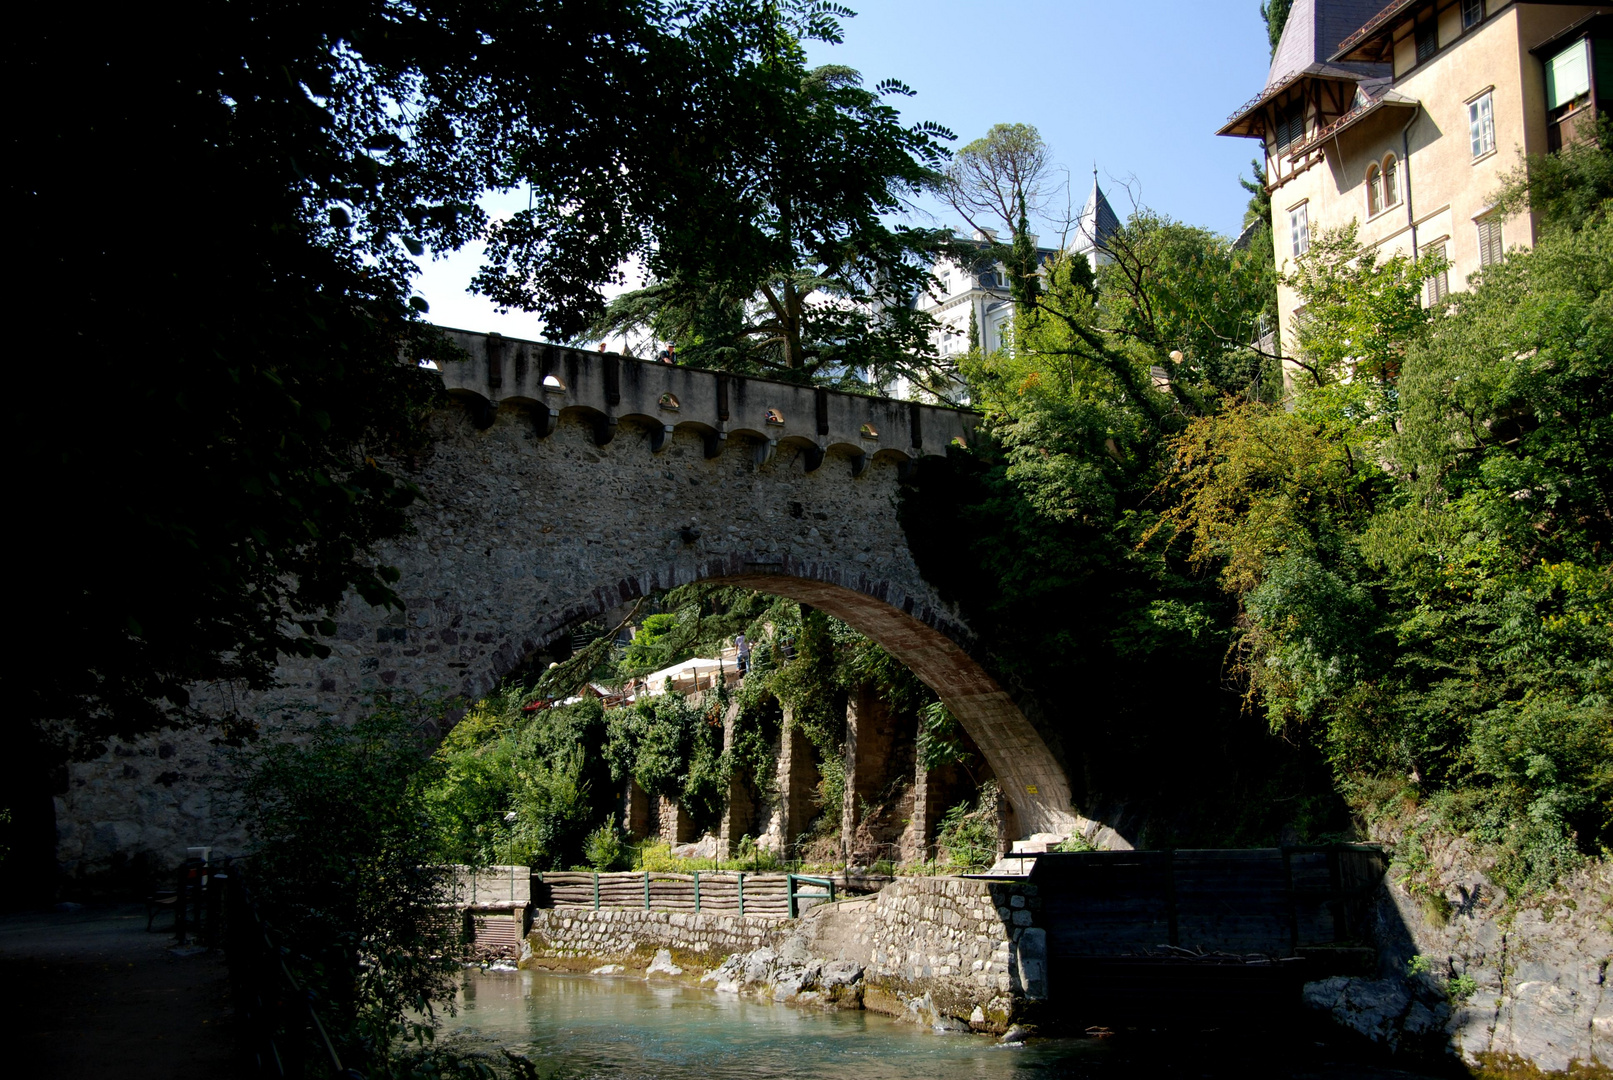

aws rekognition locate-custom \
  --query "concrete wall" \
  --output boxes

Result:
[55,339,1081,879]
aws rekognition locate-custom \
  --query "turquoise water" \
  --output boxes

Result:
[442,969,1454,1079]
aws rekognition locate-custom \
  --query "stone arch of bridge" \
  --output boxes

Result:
[482,554,1076,839]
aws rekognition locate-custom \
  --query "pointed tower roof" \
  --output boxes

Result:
[1072,171,1120,258]
[1218,0,1389,137]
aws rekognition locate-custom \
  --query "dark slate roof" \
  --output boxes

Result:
[1268,0,1392,89]
[1221,0,1390,134]
[1073,175,1121,255]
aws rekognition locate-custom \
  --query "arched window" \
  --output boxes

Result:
[1366,163,1383,216]
[1382,155,1399,208]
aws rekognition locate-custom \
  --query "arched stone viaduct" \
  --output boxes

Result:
[55,330,1085,874]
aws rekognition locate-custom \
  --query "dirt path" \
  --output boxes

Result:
[0,902,240,1078]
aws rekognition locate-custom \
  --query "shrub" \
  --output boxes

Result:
[230,697,465,1072]
[937,783,1000,870]
[583,823,629,871]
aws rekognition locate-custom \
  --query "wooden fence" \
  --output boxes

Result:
[534,871,799,918]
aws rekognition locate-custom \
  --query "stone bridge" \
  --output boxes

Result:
[56,330,1083,874]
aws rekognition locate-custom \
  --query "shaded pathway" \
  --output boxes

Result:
[0,903,238,1078]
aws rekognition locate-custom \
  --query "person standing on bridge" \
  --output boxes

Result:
[735,631,751,675]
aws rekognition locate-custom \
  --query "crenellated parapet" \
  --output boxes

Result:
[427,327,977,475]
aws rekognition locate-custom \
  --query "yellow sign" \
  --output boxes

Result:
[1025,785,1038,795]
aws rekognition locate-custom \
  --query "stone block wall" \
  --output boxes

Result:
[801,876,1045,1025]
[525,907,783,969]
[52,388,1084,885]
[521,874,1045,1031]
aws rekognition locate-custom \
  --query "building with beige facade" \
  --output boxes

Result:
[1219,0,1609,369]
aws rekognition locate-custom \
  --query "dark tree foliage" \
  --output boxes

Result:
[232,701,464,1069]
[893,204,1333,847]
[7,0,873,751]
[1261,0,1294,56]
[898,447,1348,848]
[588,56,953,391]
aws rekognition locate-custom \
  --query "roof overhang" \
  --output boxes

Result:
[1335,0,1591,62]
[1529,12,1613,57]
[1332,0,1425,63]
[1217,65,1377,137]
[1285,90,1419,158]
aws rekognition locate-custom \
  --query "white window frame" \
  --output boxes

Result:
[1290,202,1311,258]
[1383,155,1400,208]
[1469,90,1496,160]
[1366,163,1384,217]
[1460,0,1484,31]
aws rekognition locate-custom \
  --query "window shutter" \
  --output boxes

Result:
[1478,220,1503,267]
[1427,244,1450,306]
[1416,23,1438,63]
[1546,40,1591,110]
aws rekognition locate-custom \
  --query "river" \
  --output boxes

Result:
[440,968,1458,1079]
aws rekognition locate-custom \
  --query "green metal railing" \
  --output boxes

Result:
[786,874,836,918]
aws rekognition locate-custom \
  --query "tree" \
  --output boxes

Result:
[233,699,465,1071]
[1155,197,1612,893]
[943,123,1056,308]
[588,50,953,392]
[7,1,897,751]
[1261,0,1294,56]
[1090,210,1281,406]
[942,123,1054,240]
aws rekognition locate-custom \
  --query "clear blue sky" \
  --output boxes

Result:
[417,0,1274,339]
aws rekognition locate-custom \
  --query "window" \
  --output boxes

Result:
[1477,219,1504,266]
[1383,155,1399,207]
[1461,0,1484,30]
[1416,21,1438,63]
[1366,163,1383,216]
[1426,242,1450,305]
[1545,40,1591,112]
[1274,99,1306,150]
[1469,92,1496,158]
[1290,203,1311,257]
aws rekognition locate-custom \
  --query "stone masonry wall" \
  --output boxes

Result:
[520,875,1043,1033]
[799,876,1045,1028]
[525,907,783,970]
[56,402,1078,880]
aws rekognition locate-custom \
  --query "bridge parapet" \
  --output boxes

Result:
[427,327,977,474]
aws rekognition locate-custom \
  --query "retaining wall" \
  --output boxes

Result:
[525,907,783,970]
[520,875,1044,1031]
